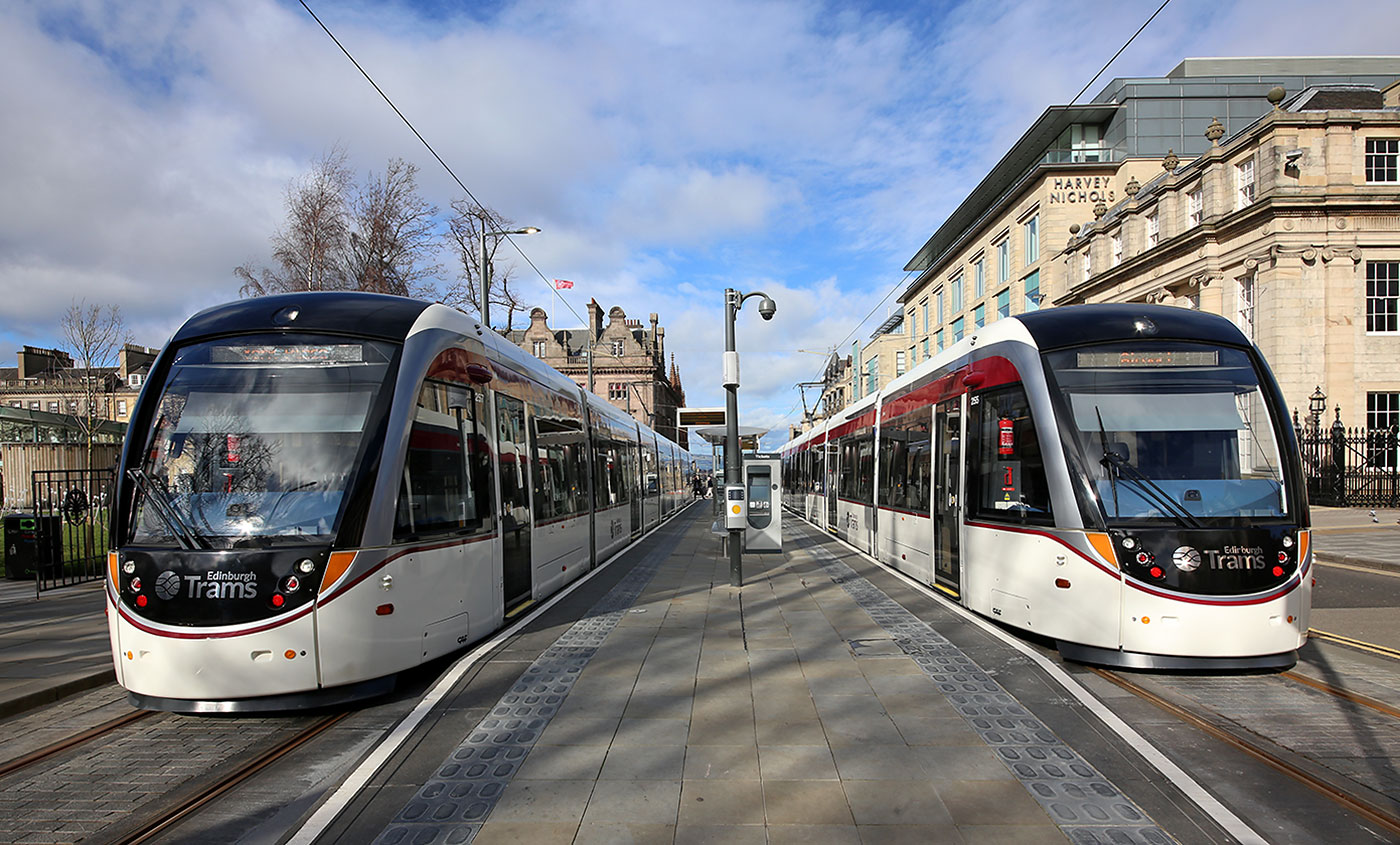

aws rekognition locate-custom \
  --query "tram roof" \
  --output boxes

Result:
[174,292,432,345]
[1015,304,1249,351]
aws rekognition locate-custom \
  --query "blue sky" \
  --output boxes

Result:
[3,0,1398,448]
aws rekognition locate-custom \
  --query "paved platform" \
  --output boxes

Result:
[0,577,111,719]
[311,506,1244,845]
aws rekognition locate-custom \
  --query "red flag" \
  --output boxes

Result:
[554,279,575,290]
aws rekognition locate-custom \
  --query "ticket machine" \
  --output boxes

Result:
[743,454,782,552]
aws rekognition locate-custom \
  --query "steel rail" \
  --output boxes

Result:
[1089,667,1400,839]
[110,711,349,845]
[0,708,157,781]
[1308,627,1400,661]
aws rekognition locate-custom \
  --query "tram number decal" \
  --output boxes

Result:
[610,518,624,539]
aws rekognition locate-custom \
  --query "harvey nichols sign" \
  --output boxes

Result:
[1048,175,1115,205]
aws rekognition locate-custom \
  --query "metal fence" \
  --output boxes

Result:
[1295,418,1400,508]
[29,467,114,594]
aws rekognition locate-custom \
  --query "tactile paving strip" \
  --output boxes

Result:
[374,527,681,845]
[799,532,1175,845]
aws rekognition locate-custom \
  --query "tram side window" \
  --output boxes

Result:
[879,409,931,514]
[857,434,875,504]
[532,414,588,520]
[394,380,495,540]
[595,438,630,508]
[967,386,1053,526]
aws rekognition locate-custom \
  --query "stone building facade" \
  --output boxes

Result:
[0,343,157,430]
[508,300,688,448]
[895,56,1400,439]
[1061,85,1400,440]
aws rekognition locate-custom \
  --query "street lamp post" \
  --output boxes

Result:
[723,287,777,587]
[477,215,540,330]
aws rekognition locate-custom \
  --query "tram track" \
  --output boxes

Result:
[0,707,158,781]
[1090,666,1400,840]
[93,711,349,845]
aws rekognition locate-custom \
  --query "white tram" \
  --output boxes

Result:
[781,304,1311,668]
[107,293,693,711]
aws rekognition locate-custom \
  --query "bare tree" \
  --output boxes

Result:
[444,199,534,330]
[237,145,353,297]
[342,158,441,297]
[60,300,131,469]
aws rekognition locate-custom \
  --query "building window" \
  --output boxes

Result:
[129,373,143,388]
[952,317,965,343]
[48,401,59,413]
[997,238,1011,284]
[950,274,963,314]
[532,340,546,357]
[1023,215,1039,264]
[974,256,985,299]
[1187,187,1203,227]
[8,401,19,408]
[1236,158,1255,209]
[608,382,626,401]
[1366,138,1399,183]
[1367,261,1399,333]
[67,400,78,412]
[1081,249,1092,283]
[1024,271,1040,312]
[1237,274,1256,342]
[924,337,931,357]
[935,288,944,324]
[1146,210,1160,248]
[908,309,917,339]
[865,355,878,395]
[997,288,1010,319]
[610,339,625,356]
[921,299,929,334]
[1111,231,1123,267]
[117,399,128,416]
[895,350,906,377]
[974,304,985,329]
[1368,392,1400,470]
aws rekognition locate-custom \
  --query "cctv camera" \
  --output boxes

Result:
[758,297,777,321]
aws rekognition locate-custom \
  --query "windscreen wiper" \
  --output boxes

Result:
[1101,452,1204,529]
[1095,407,1120,518]
[128,468,206,550]
[1095,406,1203,530]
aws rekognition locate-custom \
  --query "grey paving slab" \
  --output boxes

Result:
[342,506,1209,845]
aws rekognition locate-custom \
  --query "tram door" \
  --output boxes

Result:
[825,438,838,533]
[496,394,533,613]
[933,399,962,593]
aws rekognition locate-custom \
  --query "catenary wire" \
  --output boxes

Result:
[297,1,588,326]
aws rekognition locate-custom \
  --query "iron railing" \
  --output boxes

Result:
[29,467,113,594]
[1294,418,1399,508]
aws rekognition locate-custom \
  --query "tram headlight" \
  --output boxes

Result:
[297,559,316,574]
[1120,536,1137,550]
[122,561,136,575]
[1282,535,1294,549]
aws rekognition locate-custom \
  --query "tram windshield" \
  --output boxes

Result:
[1044,341,1288,526]
[128,334,397,548]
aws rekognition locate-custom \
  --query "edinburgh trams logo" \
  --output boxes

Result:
[1175,544,1267,571]
[159,570,259,599]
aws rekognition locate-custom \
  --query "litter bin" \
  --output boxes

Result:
[4,513,62,580]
